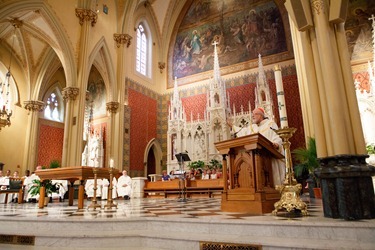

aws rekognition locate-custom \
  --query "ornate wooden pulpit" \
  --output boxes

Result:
[215,133,284,214]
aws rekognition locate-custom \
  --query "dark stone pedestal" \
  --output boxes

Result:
[315,154,375,220]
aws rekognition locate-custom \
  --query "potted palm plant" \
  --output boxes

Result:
[28,179,59,206]
[293,137,321,198]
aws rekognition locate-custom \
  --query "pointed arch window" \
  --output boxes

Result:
[136,24,147,76]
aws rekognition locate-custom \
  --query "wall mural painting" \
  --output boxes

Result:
[172,0,287,83]
[345,0,375,62]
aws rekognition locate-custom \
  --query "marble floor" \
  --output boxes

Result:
[0,195,325,221]
[0,195,374,250]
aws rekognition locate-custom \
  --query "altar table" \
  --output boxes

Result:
[35,166,118,209]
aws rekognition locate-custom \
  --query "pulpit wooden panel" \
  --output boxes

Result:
[215,133,283,214]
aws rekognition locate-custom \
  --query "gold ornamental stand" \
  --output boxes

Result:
[272,127,308,216]
[104,167,117,209]
[87,167,101,210]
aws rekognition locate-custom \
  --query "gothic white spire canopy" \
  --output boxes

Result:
[255,54,274,120]
[257,54,267,87]
[212,41,221,83]
[172,76,179,105]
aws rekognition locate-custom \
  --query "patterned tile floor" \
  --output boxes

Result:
[0,194,327,222]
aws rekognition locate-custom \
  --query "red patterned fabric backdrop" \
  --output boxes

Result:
[128,89,157,171]
[37,120,64,168]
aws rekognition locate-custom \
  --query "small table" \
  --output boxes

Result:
[36,166,118,209]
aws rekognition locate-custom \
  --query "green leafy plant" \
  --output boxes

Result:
[366,143,375,155]
[188,160,205,170]
[28,179,59,197]
[49,160,61,169]
[208,159,222,170]
[293,137,320,186]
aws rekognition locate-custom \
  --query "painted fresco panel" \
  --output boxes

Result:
[171,0,287,85]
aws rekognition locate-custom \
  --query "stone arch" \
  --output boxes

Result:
[143,138,163,177]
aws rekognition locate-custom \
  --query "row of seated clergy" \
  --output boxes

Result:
[85,173,132,200]
[0,176,23,203]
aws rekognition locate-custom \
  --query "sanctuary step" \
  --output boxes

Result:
[0,197,373,250]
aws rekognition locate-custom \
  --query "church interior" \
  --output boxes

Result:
[0,0,375,249]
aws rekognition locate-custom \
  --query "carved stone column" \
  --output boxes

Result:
[62,87,79,167]
[285,0,373,220]
[113,34,131,171]
[106,101,119,168]
[74,6,96,167]
[22,100,45,170]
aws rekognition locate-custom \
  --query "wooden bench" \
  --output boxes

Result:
[143,178,225,198]
[186,179,224,198]
[0,177,25,204]
[143,179,181,198]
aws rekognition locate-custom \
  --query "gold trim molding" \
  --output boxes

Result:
[23,100,45,112]
[75,8,98,27]
[62,87,79,101]
[113,33,132,48]
[158,62,165,73]
[311,0,325,15]
[106,102,119,114]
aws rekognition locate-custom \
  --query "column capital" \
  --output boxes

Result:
[106,102,119,114]
[113,33,132,48]
[62,87,80,101]
[75,8,98,27]
[158,62,165,73]
[23,100,45,113]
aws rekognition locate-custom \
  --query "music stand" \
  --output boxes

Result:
[175,152,190,202]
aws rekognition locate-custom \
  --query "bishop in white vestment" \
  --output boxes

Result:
[229,107,285,186]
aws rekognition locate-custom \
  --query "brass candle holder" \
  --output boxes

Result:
[87,167,101,210]
[272,127,308,216]
[104,167,117,209]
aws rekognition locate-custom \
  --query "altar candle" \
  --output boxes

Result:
[110,159,114,168]
[274,65,288,128]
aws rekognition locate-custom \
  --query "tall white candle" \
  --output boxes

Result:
[110,159,114,168]
[274,65,288,128]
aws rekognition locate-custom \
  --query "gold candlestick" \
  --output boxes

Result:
[87,167,101,210]
[104,167,117,209]
[272,127,308,216]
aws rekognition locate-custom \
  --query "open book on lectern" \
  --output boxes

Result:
[175,152,191,163]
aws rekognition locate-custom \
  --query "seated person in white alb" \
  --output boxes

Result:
[117,170,132,200]
[10,171,20,202]
[210,169,217,180]
[51,180,68,202]
[24,166,42,203]
[201,169,210,180]
[0,170,8,203]
[85,179,103,199]
[101,177,117,200]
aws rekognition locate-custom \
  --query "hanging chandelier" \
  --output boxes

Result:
[0,20,19,131]
[0,70,12,130]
